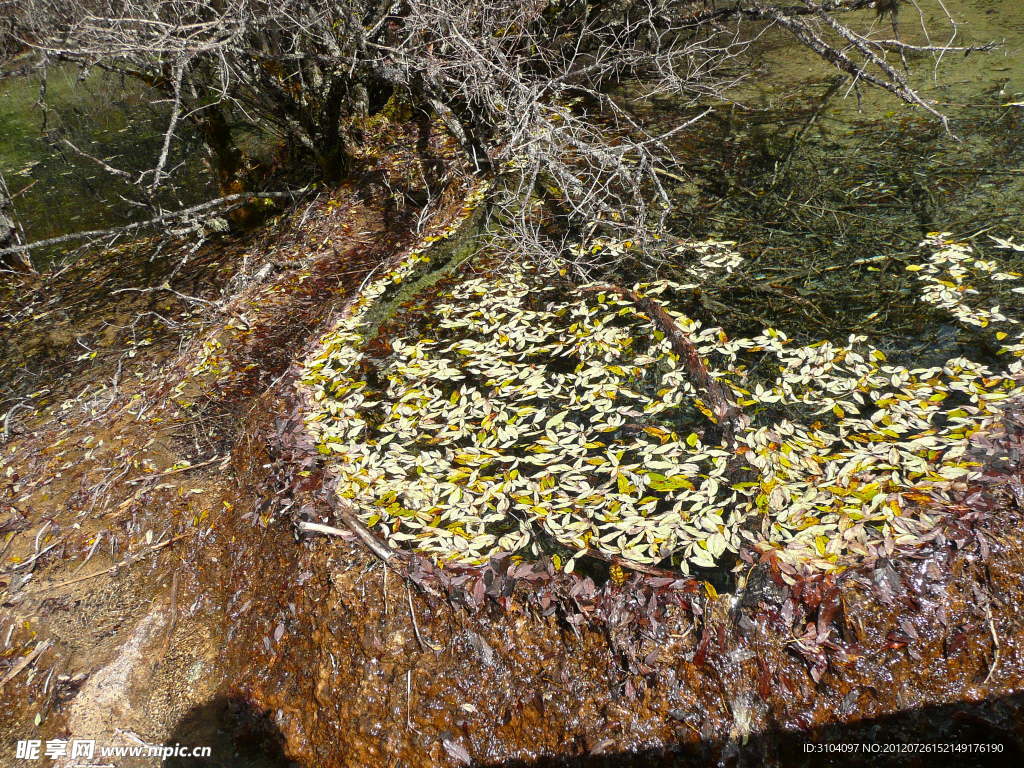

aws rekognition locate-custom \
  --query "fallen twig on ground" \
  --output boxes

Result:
[0,639,52,689]
[126,454,225,484]
[315,491,396,562]
[407,583,443,652]
[984,607,1001,684]
[30,533,189,594]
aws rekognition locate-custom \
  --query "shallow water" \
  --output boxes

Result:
[4,17,1024,758]
[643,0,1024,359]
[0,62,212,266]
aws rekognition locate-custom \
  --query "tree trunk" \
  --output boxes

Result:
[195,108,265,230]
[198,108,246,194]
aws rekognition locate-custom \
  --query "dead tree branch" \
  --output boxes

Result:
[7,0,982,271]
[0,188,309,260]
[582,283,742,448]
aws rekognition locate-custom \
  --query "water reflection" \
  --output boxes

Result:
[0,62,212,266]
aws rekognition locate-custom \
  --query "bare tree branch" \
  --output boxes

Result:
[0,188,309,259]
[7,0,984,271]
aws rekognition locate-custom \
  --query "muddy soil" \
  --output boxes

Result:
[0,162,423,761]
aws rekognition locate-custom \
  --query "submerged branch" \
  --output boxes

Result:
[581,283,742,448]
[317,492,396,563]
[0,188,311,259]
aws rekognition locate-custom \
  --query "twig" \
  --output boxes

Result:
[0,640,52,689]
[299,519,397,565]
[111,283,216,307]
[406,583,442,652]
[0,532,17,566]
[126,454,223,483]
[581,283,742,448]
[33,521,51,555]
[0,188,310,258]
[59,137,135,182]
[983,608,1000,684]
[30,533,188,593]
[150,61,185,192]
[320,492,395,562]
[653,167,689,184]
[868,39,997,55]
[297,521,351,538]
[406,669,414,730]
[8,541,60,573]
[2,401,33,443]
[72,531,103,576]
[584,546,691,579]
[309,495,679,578]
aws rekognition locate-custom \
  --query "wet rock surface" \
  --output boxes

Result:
[191,450,1024,767]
